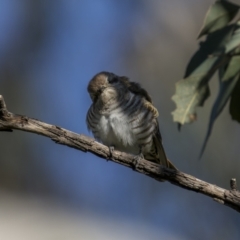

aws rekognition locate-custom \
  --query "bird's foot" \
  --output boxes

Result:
[108,145,115,161]
[133,153,144,170]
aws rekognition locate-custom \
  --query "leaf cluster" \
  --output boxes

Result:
[172,0,240,155]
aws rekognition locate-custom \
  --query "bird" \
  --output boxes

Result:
[86,71,176,169]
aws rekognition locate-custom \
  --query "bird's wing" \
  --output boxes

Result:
[142,98,176,169]
[152,120,177,169]
[120,77,152,101]
[132,82,176,169]
[123,77,176,169]
[126,80,153,103]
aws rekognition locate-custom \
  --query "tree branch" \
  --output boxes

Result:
[0,95,240,212]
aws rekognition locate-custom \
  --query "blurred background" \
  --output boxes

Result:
[0,0,240,239]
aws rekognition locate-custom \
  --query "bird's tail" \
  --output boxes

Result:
[157,141,177,170]
[152,133,177,170]
[166,158,177,170]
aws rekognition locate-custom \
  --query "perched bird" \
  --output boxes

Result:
[86,71,176,169]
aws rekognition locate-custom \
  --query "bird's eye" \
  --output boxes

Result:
[108,74,119,84]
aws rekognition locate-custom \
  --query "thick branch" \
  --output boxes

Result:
[0,95,240,212]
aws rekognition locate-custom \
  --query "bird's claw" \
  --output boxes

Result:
[108,145,115,161]
[133,153,144,170]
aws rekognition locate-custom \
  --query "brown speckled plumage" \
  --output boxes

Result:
[86,71,176,169]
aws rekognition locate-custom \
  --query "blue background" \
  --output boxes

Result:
[0,0,240,239]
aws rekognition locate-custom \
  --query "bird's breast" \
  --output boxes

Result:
[87,93,156,155]
[97,112,136,150]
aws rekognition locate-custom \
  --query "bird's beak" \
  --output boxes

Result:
[92,86,107,102]
[98,86,107,94]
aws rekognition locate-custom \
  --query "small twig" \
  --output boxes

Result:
[0,95,240,213]
[230,178,237,191]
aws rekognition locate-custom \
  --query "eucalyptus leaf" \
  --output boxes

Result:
[200,56,240,157]
[230,76,240,123]
[198,0,240,39]
[185,25,234,78]
[172,26,234,127]
[225,21,240,53]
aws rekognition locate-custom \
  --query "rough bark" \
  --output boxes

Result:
[0,95,240,212]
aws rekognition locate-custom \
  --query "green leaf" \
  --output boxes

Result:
[200,55,240,157]
[185,25,234,78]
[222,54,240,81]
[172,60,212,127]
[198,0,240,39]
[230,76,240,122]
[172,26,234,127]
[225,21,240,53]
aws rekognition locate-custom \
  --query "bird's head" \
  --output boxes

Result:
[87,71,128,102]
